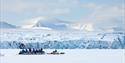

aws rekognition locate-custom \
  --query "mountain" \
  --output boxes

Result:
[0,21,17,29]
[22,17,72,30]
[69,22,95,32]
[22,17,96,31]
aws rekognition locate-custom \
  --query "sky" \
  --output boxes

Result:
[0,0,125,31]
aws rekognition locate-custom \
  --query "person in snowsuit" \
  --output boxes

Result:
[51,50,59,54]
[19,49,25,54]
[29,48,32,53]
[39,48,45,54]
[32,48,36,54]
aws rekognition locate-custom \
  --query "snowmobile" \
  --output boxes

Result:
[47,50,65,55]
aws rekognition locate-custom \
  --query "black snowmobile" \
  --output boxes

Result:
[47,50,65,55]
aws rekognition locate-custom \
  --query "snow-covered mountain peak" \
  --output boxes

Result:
[0,21,17,29]
[70,22,95,32]
[22,17,70,30]
[22,17,46,28]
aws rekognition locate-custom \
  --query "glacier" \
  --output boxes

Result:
[0,29,125,49]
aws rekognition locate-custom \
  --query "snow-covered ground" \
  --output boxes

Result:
[0,49,125,63]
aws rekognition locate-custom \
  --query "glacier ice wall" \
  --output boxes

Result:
[0,29,125,49]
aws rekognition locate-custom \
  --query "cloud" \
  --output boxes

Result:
[79,4,125,31]
[1,0,27,12]
[82,3,97,9]
[90,6,125,21]
[1,0,80,15]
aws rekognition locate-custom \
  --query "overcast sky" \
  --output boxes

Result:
[0,0,125,31]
